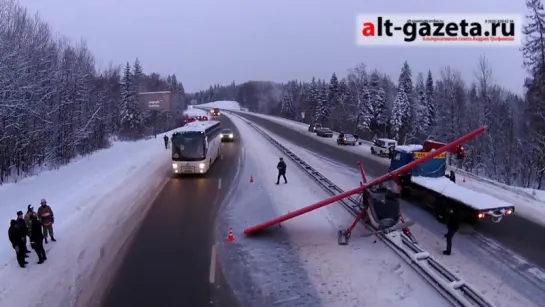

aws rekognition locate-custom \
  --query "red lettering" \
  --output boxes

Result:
[361,22,375,36]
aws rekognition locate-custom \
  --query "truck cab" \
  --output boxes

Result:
[389,145,446,190]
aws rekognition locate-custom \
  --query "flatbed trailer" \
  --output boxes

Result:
[393,145,515,223]
[403,176,514,223]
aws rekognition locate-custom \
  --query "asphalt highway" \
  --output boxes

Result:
[102,116,240,307]
[235,112,545,269]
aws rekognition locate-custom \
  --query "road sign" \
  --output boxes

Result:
[139,91,172,110]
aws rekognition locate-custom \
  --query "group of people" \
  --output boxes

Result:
[8,199,56,268]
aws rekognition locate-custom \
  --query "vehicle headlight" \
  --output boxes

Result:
[229,134,233,138]
[199,163,205,169]
[220,134,224,137]
[172,163,178,169]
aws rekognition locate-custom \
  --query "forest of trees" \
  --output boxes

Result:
[188,0,545,189]
[0,0,186,183]
[3,0,545,189]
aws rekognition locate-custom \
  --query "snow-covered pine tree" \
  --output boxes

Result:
[307,78,319,121]
[425,70,435,131]
[375,86,387,133]
[346,64,371,131]
[415,73,429,137]
[119,62,143,138]
[133,58,143,93]
[390,84,409,141]
[315,80,330,124]
[522,0,545,76]
[328,73,340,109]
[398,61,415,132]
[369,71,386,135]
[521,0,545,187]
[281,89,296,119]
[321,80,330,122]
[359,83,372,131]
[335,78,353,130]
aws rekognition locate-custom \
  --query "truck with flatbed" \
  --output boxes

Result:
[390,140,515,223]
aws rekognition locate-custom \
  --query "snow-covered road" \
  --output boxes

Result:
[220,111,453,307]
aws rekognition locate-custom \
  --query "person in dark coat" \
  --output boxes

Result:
[448,170,456,183]
[29,215,47,264]
[163,135,169,149]
[8,220,28,268]
[15,211,31,254]
[443,207,460,255]
[276,157,287,184]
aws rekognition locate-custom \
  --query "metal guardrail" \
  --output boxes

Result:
[230,112,496,307]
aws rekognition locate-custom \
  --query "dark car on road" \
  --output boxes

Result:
[221,129,235,142]
[337,133,357,145]
[316,127,333,138]
[308,123,322,133]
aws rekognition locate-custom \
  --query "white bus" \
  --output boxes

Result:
[171,120,222,174]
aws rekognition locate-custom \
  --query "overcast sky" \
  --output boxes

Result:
[19,0,526,94]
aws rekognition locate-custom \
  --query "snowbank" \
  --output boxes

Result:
[250,123,539,307]
[224,112,451,307]
[198,100,241,110]
[183,106,209,117]
[0,132,174,307]
[238,111,545,227]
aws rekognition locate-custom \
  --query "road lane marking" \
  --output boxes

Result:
[209,244,217,284]
[218,178,222,190]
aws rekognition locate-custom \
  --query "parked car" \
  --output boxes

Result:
[184,117,197,124]
[337,133,357,145]
[316,127,334,138]
[370,138,397,157]
[308,123,322,133]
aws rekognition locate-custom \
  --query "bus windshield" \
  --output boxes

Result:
[172,132,206,161]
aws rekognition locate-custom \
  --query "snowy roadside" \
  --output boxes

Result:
[248,121,539,307]
[0,132,174,307]
[184,106,209,117]
[223,112,452,307]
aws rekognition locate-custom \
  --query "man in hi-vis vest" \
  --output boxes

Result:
[37,198,56,243]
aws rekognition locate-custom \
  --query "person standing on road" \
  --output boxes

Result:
[163,135,169,149]
[37,199,56,243]
[276,157,287,185]
[443,207,459,255]
[15,211,31,255]
[24,205,34,227]
[29,215,47,264]
[8,220,28,268]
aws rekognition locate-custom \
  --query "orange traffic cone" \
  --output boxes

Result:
[250,175,254,183]
[227,228,235,243]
